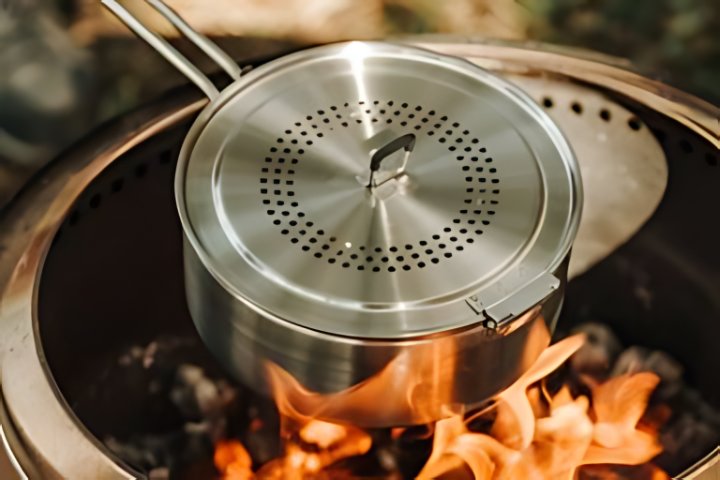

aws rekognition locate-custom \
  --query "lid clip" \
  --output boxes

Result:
[465,272,560,328]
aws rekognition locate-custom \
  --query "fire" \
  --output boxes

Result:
[214,439,252,480]
[215,335,669,479]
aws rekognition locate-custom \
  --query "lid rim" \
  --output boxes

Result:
[176,41,582,338]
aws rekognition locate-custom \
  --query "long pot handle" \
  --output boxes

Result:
[101,0,241,100]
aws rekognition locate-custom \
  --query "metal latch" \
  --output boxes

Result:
[466,272,560,329]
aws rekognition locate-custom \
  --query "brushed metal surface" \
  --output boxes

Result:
[177,41,582,339]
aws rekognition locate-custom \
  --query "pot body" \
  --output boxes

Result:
[183,238,569,427]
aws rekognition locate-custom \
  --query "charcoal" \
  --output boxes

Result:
[656,411,720,473]
[612,346,684,399]
[170,364,238,432]
[568,323,623,378]
[100,327,720,480]
[242,401,282,464]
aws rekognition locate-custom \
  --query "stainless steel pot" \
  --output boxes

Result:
[104,0,582,426]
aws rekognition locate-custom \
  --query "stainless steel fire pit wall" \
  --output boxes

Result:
[0,40,717,479]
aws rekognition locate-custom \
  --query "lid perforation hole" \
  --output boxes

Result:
[263,102,500,272]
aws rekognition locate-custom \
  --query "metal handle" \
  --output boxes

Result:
[367,133,416,188]
[101,0,241,100]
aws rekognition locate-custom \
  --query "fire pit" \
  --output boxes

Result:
[0,40,717,479]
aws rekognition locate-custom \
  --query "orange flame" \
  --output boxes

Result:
[215,334,669,479]
[214,439,253,480]
[418,335,667,480]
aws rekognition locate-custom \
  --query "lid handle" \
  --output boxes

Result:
[101,0,241,100]
[367,133,416,188]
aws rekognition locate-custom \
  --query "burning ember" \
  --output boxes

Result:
[213,334,669,479]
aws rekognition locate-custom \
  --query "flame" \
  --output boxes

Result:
[215,333,669,479]
[418,336,667,480]
[214,439,252,480]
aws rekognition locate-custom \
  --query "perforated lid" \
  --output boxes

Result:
[176,42,582,338]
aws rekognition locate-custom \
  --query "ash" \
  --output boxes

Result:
[102,326,720,478]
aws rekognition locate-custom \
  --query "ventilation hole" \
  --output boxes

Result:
[328,258,336,264]
[599,109,611,121]
[357,265,365,271]
[389,246,398,252]
[418,262,426,268]
[403,265,411,271]
[627,118,642,130]
[342,262,350,268]
[571,102,583,114]
[89,194,101,209]
[373,266,381,272]
[273,219,281,225]
[159,150,173,164]
[431,258,439,264]
[388,266,396,272]
[679,139,693,153]
[405,244,413,250]
[542,97,553,108]
[134,163,148,178]
[111,178,124,193]
[314,252,322,258]
[444,252,452,258]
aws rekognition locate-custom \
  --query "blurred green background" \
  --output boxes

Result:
[1,0,718,206]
